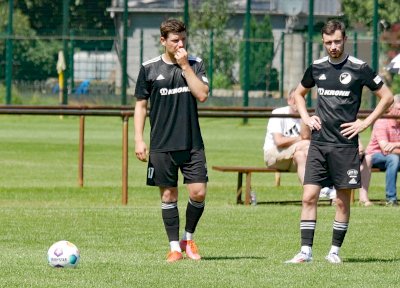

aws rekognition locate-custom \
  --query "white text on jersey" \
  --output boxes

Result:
[160,86,191,96]
[318,88,350,97]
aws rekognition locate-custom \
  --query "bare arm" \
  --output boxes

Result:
[175,48,209,102]
[272,133,302,148]
[134,99,148,162]
[378,140,400,154]
[341,84,394,139]
[293,84,321,131]
[300,120,311,140]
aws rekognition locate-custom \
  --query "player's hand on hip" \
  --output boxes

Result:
[340,119,367,139]
[135,140,148,162]
[307,115,321,131]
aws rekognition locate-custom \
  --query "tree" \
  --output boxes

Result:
[342,0,400,90]
[189,0,238,88]
[16,0,114,50]
[342,0,400,29]
[1,0,116,81]
[0,3,61,80]
[239,15,278,91]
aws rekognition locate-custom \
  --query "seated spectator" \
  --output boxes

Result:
[263,88,311,184]
[263,88,337,200]
[362,94,400,207]
[264,89,310,183]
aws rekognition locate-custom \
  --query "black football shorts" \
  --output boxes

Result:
[146,148,208,187]
[304,143,361,189]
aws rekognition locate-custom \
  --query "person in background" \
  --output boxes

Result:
[263,89,336,200]
[286,19,393,264]
[263,88,311,183]
[358,141,374,206]
[362,94,400,207]
[134,19,209,263]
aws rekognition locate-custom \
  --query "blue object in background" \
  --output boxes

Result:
[75,80,91,95]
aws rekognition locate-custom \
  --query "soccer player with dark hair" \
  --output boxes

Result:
[286,19,394,264]
[134,19,209,263]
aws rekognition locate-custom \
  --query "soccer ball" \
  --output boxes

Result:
[47,240,80,268]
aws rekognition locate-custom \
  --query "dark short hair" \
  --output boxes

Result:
[160,19,186,39]
[321,19,346,38]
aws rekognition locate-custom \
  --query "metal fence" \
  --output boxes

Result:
[1,0,398,108]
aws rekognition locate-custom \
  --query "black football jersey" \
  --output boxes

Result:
[301,55,384,146]
[135,55,209,152]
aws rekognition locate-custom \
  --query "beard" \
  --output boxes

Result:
[328,49,343,59]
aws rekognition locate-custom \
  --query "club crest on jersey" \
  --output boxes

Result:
[339,72,352,84]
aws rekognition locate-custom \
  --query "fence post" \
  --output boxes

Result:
[242,0,251,125]
[122,114,129,205]
[208,29,214,97]
[62,0,69,105]
[140,29,144,65]
[78,115,85,187]
[5,0,14,105]
[70,30,75,92]
[306,0,314,108]
[121,0,128,105]
[371,0,379,108]
[353,32,358,58]
[280,32,285,99]
[184,0,189,48]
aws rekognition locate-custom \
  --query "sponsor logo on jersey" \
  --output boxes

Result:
[160,86,191,96]
[373,75,382,85]
[339,72,352,84]
[156,74,165,80]
[318,74,327,80]
[347,169,358,184]
[317,88,350,97]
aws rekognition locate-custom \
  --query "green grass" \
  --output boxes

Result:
[0,115,399,288]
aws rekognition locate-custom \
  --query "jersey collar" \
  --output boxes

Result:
[328,53,349,65]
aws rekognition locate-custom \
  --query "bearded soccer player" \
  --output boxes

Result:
[134,19,209,263]
[286,19,394,264]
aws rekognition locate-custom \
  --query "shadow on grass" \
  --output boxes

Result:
[345,257,400,263]
[239,199,388,206]
[238,200,333,206]
[202,256,268,261]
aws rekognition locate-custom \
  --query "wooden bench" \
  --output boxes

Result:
[212,166,288,205]
[213,165,384,205]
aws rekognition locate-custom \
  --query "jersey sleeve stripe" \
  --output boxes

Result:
[313,56,329,65]
[143,55,162,66]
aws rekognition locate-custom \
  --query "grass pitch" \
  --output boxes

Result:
[0,115,399,288]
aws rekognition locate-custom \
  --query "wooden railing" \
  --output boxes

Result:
[0,105,391,205]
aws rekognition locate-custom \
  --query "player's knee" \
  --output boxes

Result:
[294,150,307,163]
[160,187,178,202]
[188,184,207,201]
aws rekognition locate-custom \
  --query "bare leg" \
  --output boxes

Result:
[301,184,320,220]
[293,140,310,184]
[335,189,351,222]
[187,182,207,202]
[160,186,178,202]
[359,154,373,204]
